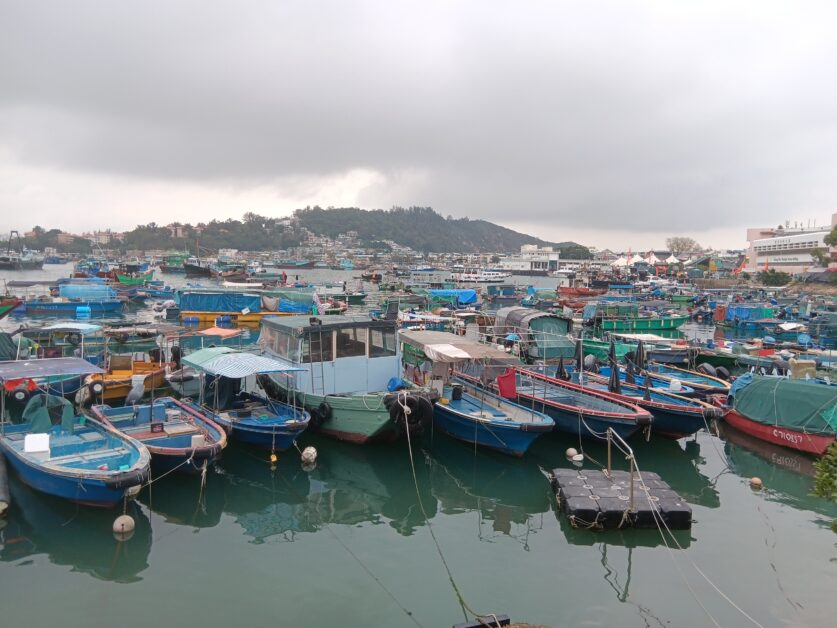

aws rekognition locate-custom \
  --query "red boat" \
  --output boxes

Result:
[723,375,837,456]
[0,296,22,320]
[557,286,607,297]
[723,408,835,456]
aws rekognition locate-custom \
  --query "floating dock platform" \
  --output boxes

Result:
[550,468,692,530]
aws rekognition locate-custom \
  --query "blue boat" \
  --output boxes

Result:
[493,368,652,441]
[182,347,310,451]
[89,396,227,474]
[586,366,697,397]
[433,378,553,456]
[0,358,150,507]
[573,371,719,438]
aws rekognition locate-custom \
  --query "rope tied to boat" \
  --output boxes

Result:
[401,399,503,628]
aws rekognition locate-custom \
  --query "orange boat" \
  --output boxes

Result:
[557,286,607,297]
[77,354,174,404]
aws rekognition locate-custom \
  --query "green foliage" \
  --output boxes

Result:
[294,206,592,255]
[21,228,91,254]
[757,269,792,286]
[810,248,830,266]
[824,225,837,247]
[813,443,837,502]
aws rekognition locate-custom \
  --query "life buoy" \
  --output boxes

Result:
[89,380,105,396]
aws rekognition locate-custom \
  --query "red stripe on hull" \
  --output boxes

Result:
[724,409,835,456]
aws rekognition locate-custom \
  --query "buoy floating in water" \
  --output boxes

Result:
[301,446,318,471]
[565,447,578,458]
[750,477,763,490]
[301,447,317,465]
[113,514,136,541]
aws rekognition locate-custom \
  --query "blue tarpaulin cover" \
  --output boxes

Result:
[58,284,117,299]
[179,291,262,313]
[429,289,478,305]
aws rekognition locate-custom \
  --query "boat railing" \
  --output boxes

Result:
[606,427,636,512]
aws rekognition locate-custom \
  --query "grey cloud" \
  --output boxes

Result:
[1,0,837,233]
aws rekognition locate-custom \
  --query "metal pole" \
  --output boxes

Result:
[629,455,635,512]
[606,427,612,478]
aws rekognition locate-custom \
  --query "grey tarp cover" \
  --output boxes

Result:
[0,357,104,382]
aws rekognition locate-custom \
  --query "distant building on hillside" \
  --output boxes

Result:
[745,213,836,274]
[497,245,560,276]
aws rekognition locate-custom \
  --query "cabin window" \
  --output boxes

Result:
[369,329,397,357]
[335,327,367,358]
[302,330,334,362]
[272,331,293,360]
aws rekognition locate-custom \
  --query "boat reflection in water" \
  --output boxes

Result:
[718,423,837,521]
[140,435,437,543]
[423,434,551,548]
[0,474,151,583]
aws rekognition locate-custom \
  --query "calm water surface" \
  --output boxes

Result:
[0,266,835,627]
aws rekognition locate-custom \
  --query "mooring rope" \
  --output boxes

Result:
[397,391,504,628]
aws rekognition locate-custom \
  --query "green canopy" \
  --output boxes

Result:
[732,376,837,436]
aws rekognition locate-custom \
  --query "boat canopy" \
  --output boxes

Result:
[182,347,305,377]
[36,322,103,335]
[262,314,395,338]
[197,326,243,338]
[0,357,105,382]
[399,330,515,363]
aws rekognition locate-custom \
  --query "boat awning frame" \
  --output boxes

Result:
[182,347,305,377]
[0,358,105,382]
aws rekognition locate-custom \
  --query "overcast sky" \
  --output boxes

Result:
[2,1,836,250]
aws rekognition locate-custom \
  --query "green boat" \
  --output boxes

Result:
[331,292,368,305]
[598,314,690,333]
[258,315,436,444]
[0,297,20,321]
[581,338,633,362]
[116,270,154,285]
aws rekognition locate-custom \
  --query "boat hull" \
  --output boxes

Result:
[22,300,124,316]
[723,409,835,456]
[432,402,547,456]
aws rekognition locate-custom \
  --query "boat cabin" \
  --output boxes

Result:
[493,306,575,361]
[259,315,400,395]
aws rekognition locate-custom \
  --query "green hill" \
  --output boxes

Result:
[294,206,591,256]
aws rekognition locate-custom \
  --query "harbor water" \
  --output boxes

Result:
[1,267,836,627]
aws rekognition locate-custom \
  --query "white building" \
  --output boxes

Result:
[745,214,836,274]
[497,245,560,276]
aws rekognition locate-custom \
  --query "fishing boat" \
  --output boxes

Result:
[76,350,174,405]
[492,306,576,361]
[258,315,437,444]
[557,286,607,297]
[637,363,730,397]
[116,270,154,285]
[490,367,652,440]
[0,297,21,321]
[181,347,310,450]
[597,313,690,333]
[566,364,720,439]
[159,253,188,273]
[723,374,837,455]
[89,396,227,473]
[0,358,150,506]
[398,330,553,455]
